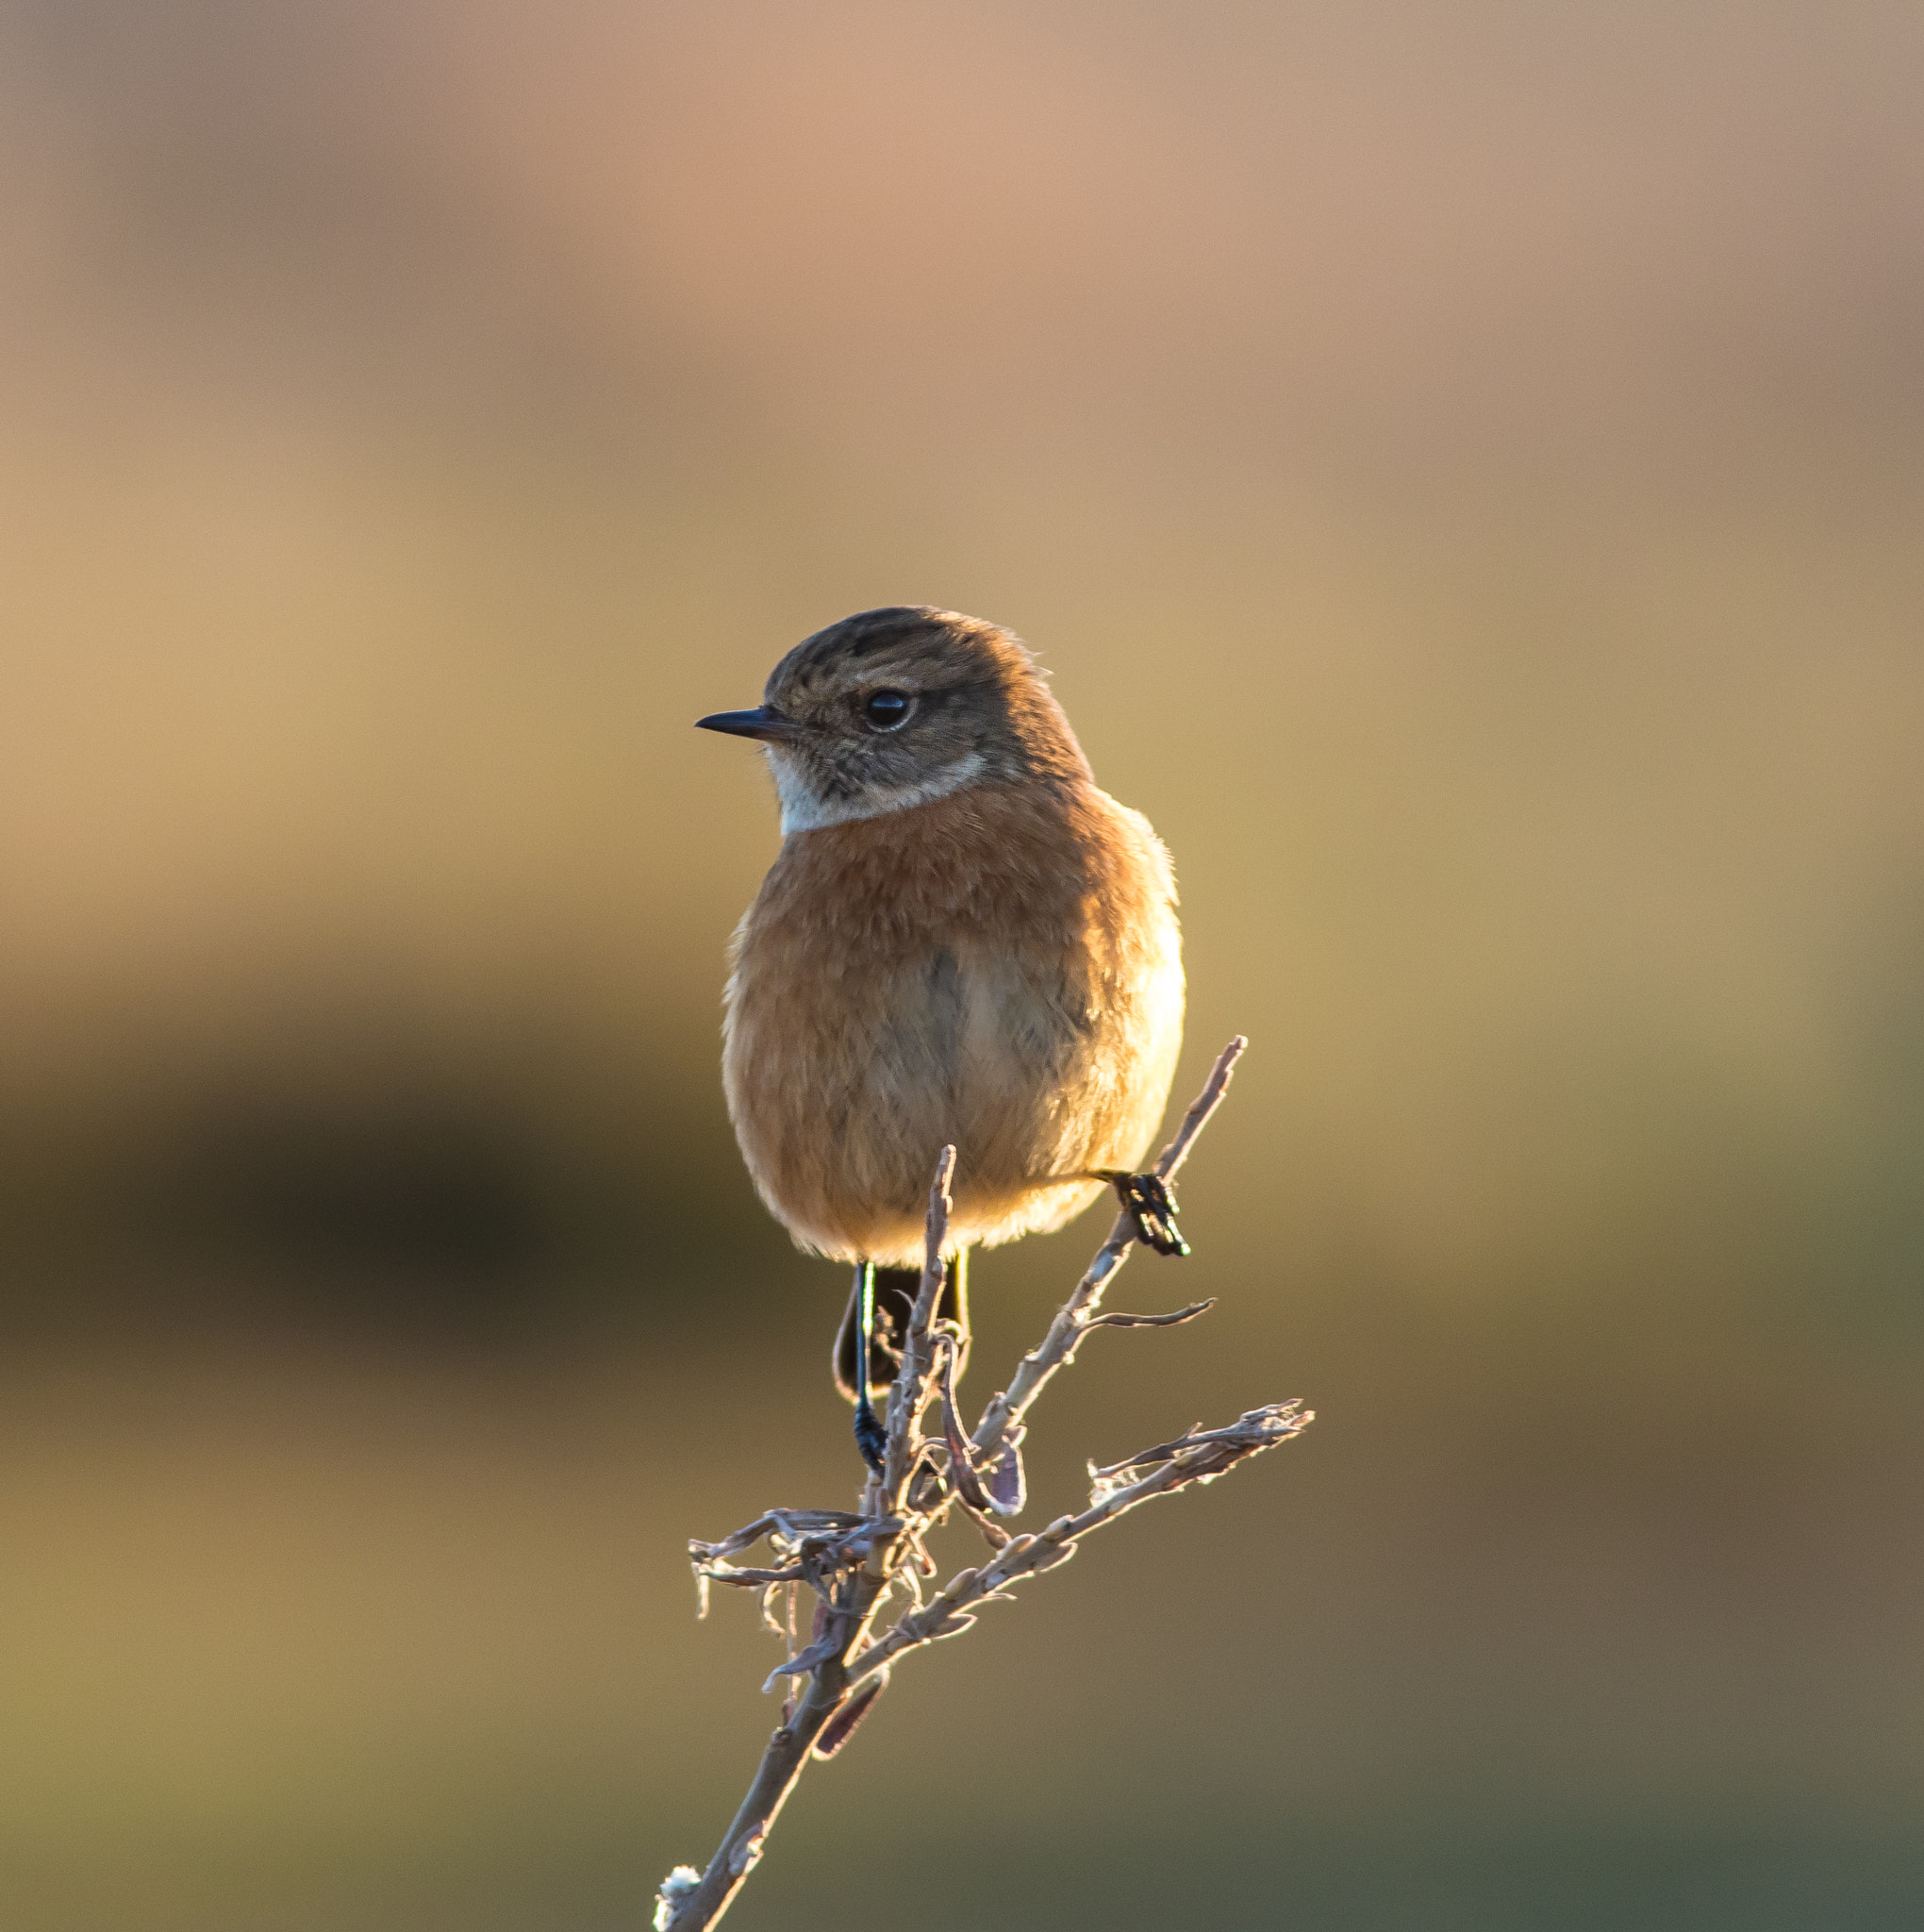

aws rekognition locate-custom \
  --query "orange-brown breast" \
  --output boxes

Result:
[722,778,1183,1266]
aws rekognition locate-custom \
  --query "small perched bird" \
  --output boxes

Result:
[698,607,1186,1469]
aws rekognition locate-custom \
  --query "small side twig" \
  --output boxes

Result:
[658,1037,1302,1932]
[970,1035,1246,1467]
[880,1144,955,1507]
[847,1402,1309,1682]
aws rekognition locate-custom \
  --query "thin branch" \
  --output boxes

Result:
[659,1036,1301,1932]
[655,1565,890,1931]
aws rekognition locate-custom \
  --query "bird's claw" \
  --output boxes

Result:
[854,1402,887,1474]
[1112,1172,1189,1257]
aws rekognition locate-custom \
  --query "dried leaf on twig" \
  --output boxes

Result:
[985,1428,1026,1516]
[760,1633,845,1693]
[811,1673,889,1760]
[1085,1297,1217,1330]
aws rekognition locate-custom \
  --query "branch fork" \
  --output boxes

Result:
[658,1037,1309,1931]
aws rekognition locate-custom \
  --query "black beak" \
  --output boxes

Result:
[693,707,802,742]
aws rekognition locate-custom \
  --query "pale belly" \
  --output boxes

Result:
[723,913,1185,1266]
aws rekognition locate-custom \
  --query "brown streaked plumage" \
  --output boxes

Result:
[702,606,1185,1270]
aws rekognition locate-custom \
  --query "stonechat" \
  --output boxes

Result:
[698,607,1186,1469]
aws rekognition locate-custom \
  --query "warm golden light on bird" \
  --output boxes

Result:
[698,606,1186,1466]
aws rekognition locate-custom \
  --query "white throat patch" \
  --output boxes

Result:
[771,749,988,836]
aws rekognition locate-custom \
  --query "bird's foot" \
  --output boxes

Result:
[853,1398,887,1475]
[1110,1172,1189,1257]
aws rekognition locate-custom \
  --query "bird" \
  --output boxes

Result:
[696,606,1186,1471]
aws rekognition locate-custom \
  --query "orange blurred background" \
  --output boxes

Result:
[1,3,1921,1926]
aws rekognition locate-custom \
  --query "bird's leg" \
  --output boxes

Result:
[832,1252,967,1463]
[851,1262,887,1474]
[1095,1171,1190,1257]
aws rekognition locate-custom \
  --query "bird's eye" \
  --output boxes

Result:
[862,690,913,730]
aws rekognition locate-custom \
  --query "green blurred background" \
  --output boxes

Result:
[2,3,1921,1926]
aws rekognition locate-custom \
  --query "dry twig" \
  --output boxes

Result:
[656,1037,1307,1932]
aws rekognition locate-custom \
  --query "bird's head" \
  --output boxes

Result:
[696,607,1091,834]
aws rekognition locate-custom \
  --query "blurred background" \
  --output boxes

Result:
[1,2,1920,1926]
